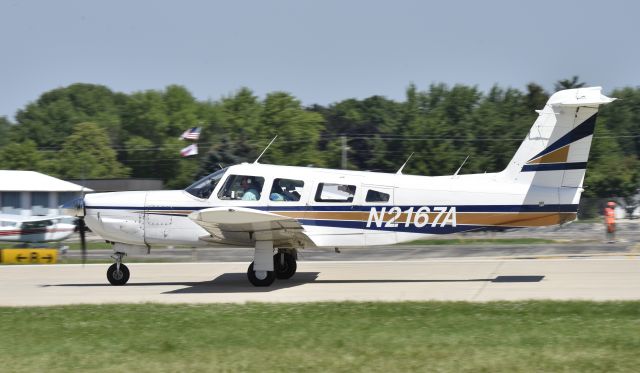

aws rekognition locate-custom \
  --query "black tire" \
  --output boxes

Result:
[107,263,130,286]
[247,262,276,286]
[273,252,297,279]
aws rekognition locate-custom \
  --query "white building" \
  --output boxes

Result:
[0,170,92,216]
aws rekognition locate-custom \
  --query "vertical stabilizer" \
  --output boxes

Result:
[500,87,615,188]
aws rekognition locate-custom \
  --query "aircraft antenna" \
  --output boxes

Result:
[452,155,470,177]
[253,135,278,164]
[395,152,414,175]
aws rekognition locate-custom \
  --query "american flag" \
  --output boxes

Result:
[180,144,198,157]
[179,127,201,140]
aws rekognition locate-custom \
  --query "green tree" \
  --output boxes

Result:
[200,87,263,166]
[13,83,125,147]
[598,87,640,158]
[554,76,586,91]
[321,95,401,171]
[0,116,12,147]
[54,122,130,178]
[163,85,200,136]
[260,92,326,167]
[121,90,170,144]
[217,87,263,146]
[123,136,156,178]
[0,140,45,170]
[584,119,639,198]
[403,84,482,176]
[154,138,197,188]
[525,83,549,112]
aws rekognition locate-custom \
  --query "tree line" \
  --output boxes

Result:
[0,78,638,198]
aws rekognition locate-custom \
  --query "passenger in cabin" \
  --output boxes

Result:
[240,177,261,200]
[269,179,303,201]
[346,185,356,202]
[282,183,300,201]
[270,183,285,201]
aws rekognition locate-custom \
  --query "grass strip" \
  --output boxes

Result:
[0,301,638,372]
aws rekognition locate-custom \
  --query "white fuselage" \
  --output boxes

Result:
[83,163,579,249]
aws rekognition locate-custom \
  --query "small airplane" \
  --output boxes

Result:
[0,214,76,244]
[63,87,615,287]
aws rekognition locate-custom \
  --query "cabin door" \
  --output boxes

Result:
[361,185,397,245]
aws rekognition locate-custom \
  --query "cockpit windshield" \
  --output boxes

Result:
[185,168,227,199]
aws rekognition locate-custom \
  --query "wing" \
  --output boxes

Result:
[188,207,314,247]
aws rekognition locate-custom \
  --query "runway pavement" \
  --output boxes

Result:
[1,257,639,306]
[59,241,638,262]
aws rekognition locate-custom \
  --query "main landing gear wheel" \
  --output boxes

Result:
[274,252,297,279]
[107,263,130,286]
[247,262,276,287]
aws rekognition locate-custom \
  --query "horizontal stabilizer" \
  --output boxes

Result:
[547,86,616,107]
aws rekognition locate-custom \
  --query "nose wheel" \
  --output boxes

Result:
[107,252,129,286]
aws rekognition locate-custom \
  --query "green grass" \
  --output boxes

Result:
[405,237,561,245]
[0,301,638,372]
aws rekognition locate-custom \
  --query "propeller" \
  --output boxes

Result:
[61,195,87,264]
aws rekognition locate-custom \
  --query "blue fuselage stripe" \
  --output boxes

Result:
[298,219,496,234]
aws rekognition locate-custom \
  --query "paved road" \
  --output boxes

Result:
[2,257,639,306]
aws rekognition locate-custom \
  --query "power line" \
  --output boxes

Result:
[32,133,640,153]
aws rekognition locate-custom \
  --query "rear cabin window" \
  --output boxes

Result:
[366,189,390,203]
[269,178,304,202]
[218,175,265,201]
[315,183,356,203]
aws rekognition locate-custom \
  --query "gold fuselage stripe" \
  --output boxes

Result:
[143,209,576,227]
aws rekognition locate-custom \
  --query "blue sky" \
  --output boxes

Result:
[1,0,638,119]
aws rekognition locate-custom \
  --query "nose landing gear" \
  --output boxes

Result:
[107,252,129,286]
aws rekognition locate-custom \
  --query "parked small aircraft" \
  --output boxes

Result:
[64,87,615,286]
[0,214,76,244]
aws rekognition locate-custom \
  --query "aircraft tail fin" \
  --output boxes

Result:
[500,87,615,189]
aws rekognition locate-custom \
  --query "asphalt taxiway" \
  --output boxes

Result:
[1,257,639,306]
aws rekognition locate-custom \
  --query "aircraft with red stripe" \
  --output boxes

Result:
[63,87,615,287]
[0,214,76,243]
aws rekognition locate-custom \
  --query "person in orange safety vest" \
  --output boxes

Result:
[604,201,616,243]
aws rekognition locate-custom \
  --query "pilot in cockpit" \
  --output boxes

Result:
[240,177,261,200]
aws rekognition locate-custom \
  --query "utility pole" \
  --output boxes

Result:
[341,135,348,169]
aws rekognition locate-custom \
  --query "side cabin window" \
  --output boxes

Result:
[315,183,356,203]
[269,178,304,202]
[218,175,265,201]
[366,189,390,203]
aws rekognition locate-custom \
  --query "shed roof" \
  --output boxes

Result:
[0,170,92,192]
